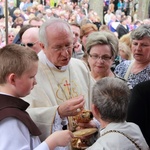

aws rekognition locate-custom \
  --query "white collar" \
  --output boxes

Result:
[38,50,68,71]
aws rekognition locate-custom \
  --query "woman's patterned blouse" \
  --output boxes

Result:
[114,60,150,89]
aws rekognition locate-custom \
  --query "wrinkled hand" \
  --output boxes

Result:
[45,130,74,149]
[58,95,85,118]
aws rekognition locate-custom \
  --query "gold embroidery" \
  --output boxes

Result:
[46,64,81,102]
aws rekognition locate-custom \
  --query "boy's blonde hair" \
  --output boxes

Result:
[0,44,38,84]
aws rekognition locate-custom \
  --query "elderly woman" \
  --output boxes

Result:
[87,77,149,150]
[114,24,150,89]
[86,31,118,81]
[8,28,17,44]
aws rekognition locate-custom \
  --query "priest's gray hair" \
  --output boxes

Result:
[92,77,130,123]
[86,31,119,58]
[39,18,73,48]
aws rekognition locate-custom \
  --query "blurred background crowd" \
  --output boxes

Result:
[0,0,149,46]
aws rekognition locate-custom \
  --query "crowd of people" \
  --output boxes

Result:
[0,0,149,46]
[0,0,150,149]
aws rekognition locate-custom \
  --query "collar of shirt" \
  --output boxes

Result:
[38,50,68,71]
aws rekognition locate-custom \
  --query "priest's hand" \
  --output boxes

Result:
[58,95,85,118]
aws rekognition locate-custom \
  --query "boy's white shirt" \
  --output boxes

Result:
[0,117,49,150]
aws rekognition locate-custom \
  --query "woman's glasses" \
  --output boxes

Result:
[20,41,38,47]
[89,54,112,61]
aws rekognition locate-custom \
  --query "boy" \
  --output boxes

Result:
[0,44,73,150]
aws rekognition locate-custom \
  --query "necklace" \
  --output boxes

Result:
[101,130,141,150]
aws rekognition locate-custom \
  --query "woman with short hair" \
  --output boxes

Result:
[115,24,150,89]
[86,31,118,81]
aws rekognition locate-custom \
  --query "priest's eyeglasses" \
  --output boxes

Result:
[20,41,38,47]
[89,54,112,61]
